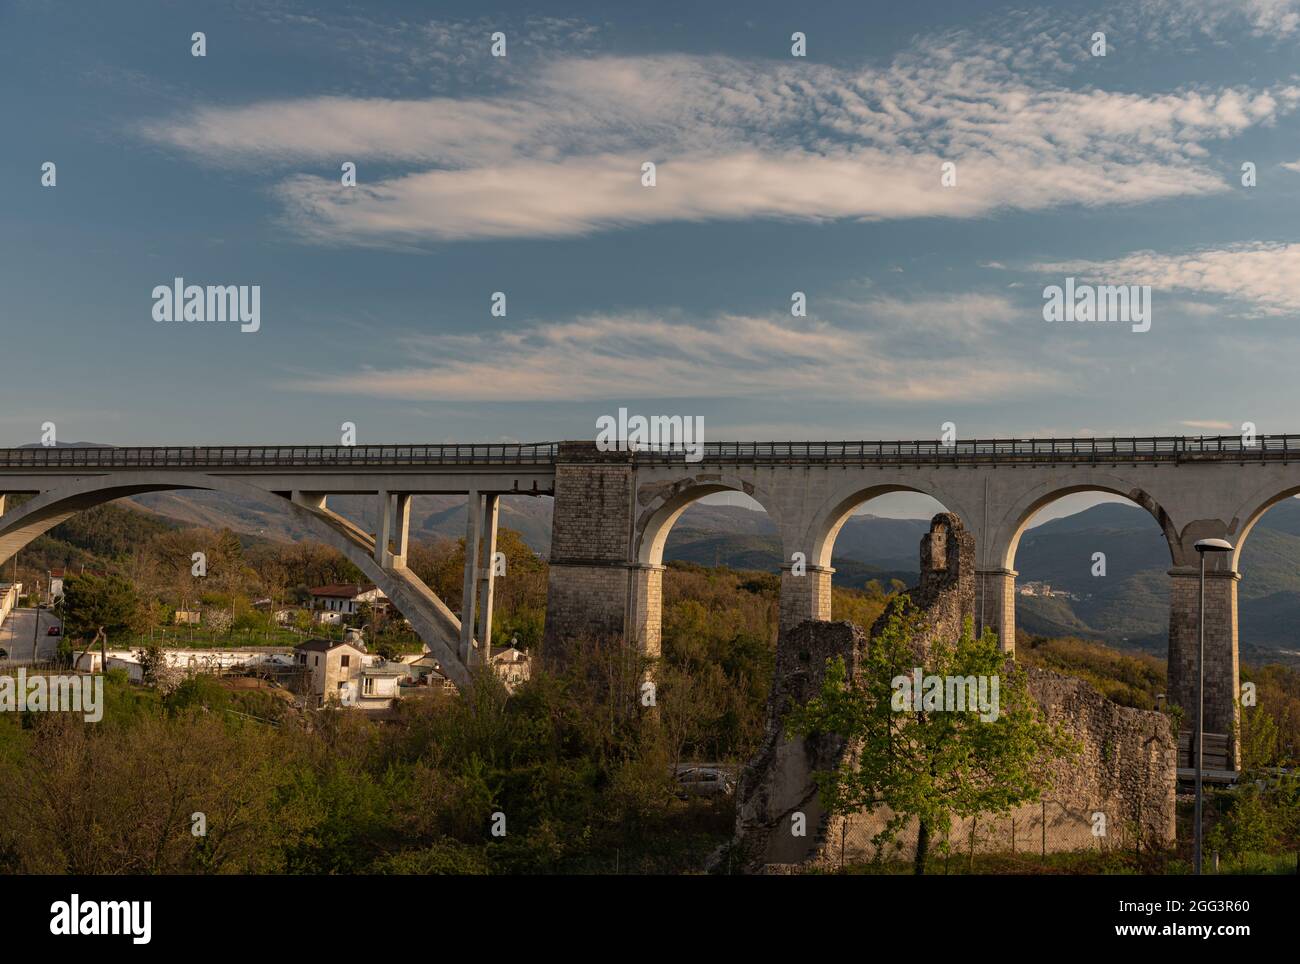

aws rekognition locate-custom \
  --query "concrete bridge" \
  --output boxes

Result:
[2,434,1296,766]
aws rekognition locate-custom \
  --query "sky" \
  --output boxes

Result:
[3,0,1300,497]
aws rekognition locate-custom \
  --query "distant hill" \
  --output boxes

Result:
[127,490,554,556]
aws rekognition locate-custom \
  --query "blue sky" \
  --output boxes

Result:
[3,0,1300,458]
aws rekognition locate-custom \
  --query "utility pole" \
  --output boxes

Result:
[30,577,41,663]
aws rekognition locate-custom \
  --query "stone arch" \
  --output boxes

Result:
[807,480,975,571]
[992,477,1177,573]
[790,480,973,632]
[1227,479,1300,572]
[627,474,781,657]
[0,472,472,688]
[633,475,781,566]
[981,476,1177,657]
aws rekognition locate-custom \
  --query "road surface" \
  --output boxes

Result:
[0,608,61,664]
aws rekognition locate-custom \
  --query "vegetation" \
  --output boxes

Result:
[4,500,1300,874]
[788,599,1077,874]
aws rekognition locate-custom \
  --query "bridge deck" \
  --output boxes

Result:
[0,434,1296,469]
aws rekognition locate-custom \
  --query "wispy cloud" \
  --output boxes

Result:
[139,22,1299,244]
[284,302,1060,404]
[1032,242,1300,316]
[1139,0,1300,39]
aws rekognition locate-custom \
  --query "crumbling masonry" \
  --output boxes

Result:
[733,513,1176,873]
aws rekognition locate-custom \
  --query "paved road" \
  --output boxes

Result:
[0,608,61,664]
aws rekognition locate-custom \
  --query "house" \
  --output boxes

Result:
[47,569,64,603]
[253,598,297,624]
[293,637,410,710]
[0,582,18,626]
[308,584,387,624]
[401,645,532,693]
[406,653,459,693]
[490,646,532,689]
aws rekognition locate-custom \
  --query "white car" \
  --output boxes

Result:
[675,766,735,798]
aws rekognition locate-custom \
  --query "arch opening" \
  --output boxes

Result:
[0,475,474,688]
[635,483,780,765]
[805,486,957,626]
[1009,490,1174,665]
[1232,490,1300,668]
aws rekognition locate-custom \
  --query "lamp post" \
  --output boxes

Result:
[1192,537,1233,876]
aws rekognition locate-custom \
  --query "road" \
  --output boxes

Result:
[0,608,61,664]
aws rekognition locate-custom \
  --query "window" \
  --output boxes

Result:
[314,655,319,666]
[363,677,376,696]
[341,654,350,668]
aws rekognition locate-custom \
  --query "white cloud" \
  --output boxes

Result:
[1282,159,1300,173]
[1032,243,1300,316]
[1181,419,1235,430]
[1140,0,1300,38]
[140,30,1299,243]
[285,304,1060,404]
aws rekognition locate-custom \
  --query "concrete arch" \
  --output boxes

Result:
[633,475,781,566]
[990,476,1177,573]
[807,480,975,570]
[0,472,472,689]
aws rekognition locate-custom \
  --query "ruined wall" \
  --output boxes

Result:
[733,620,864,868]
[869,512,974,653]
[815,669,1176,869]
[733,512,1176,873]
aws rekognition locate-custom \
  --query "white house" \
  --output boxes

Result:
[307,584,387,624]
[490,646,532,689]
[0,582,18,627]
[293,638,410,710]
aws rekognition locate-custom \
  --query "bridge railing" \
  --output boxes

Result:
[630,435,1300,464]
[1,436,1298,468]
[0,443,560,469]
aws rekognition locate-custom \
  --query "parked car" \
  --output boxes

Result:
[674,766,735,799]
[46,625,61,636]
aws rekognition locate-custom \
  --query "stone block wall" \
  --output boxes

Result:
[542,444,636,665]
[1167,567,1240,769]
[975,568,1018,653]
[779,564,833,632]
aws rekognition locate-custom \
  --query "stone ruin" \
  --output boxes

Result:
[731,513,1176,873]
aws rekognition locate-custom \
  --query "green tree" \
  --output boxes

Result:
[62,573,140,669]
[787,597,1076,874]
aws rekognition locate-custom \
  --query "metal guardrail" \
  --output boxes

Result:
[0,443,560,468]
[0,436,1296,468]
[632,435,1300,465]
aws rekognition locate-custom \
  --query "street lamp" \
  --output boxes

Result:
[1193,537,1233,876]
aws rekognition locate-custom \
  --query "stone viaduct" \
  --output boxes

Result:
[2,434,1296,768]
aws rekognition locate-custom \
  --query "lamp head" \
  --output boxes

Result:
[1194,538,1234,553]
